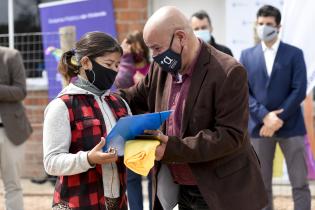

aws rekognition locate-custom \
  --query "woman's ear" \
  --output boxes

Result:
[80,56,92,70]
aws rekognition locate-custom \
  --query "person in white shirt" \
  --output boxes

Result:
[240,5,311,210]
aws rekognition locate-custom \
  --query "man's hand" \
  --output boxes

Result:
[259,125,275,137]
[144,130,168,161]
[263,109,284,131]
[260,109,284,137]
[155,143,167,161]
[87,137,118,165]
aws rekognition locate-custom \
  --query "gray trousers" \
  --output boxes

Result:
[251,136,311,210]
[0,128,24,210]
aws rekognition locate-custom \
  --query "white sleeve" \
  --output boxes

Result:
[43,98,93,176]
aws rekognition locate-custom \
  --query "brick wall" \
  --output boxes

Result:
[23,90,49,177]
[114,0,148,41]
[22,0,149,178]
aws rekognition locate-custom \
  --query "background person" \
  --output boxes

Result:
[240,5,311,210]
[0,46,33,210]
[190,10,233,56]
[114,30,150,89]
[114,30,153,210]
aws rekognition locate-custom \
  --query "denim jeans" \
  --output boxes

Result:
[178,185,209,210]
[127,169,152,210]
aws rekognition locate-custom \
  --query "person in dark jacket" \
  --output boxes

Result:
[190,10,233,56]
[120,6,267,210]
[240,5,311,210]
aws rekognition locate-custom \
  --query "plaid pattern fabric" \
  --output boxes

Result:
[54,94,128,210]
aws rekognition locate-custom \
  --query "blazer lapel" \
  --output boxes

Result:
[159,72,172,133]
[255,44,269,86]
[161,73,172,111]
[180,44,210,137]
[267,42,284,88]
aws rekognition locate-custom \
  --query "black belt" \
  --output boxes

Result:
[0,123,3,127]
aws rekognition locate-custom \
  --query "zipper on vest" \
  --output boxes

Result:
[98,96,114,129]
[110,163,114,198]
[96,95,118,199]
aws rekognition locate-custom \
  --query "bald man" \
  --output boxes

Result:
[120,6,267,210]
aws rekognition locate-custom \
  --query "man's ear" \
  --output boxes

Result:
[175,30,187,46]
[80,56,92,70]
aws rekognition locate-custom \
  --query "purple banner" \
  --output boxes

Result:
[39,0,116,99]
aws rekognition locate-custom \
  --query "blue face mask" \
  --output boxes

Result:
[194,29,211,43]
[153,33,183,76]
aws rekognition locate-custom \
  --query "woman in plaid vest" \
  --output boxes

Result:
[43,32,130,210]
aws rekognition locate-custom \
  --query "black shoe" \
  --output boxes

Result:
[48,175,57,186]
[31,177,48,184]
[31,175,57,185]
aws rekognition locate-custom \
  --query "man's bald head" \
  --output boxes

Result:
[143,6,191,40]
[143,6,200,74]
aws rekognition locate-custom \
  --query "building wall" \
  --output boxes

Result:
[150,0,226,45]
[23,90,48,177]
[114,0,148,42]
[22,0,149,178]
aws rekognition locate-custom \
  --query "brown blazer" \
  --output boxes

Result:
[120,43,268,210]
[0,47,32,145]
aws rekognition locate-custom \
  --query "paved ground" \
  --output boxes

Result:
[1,179,315,210]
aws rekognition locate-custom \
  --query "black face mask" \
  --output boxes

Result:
[85,60,118,91]
[153,33,183,76]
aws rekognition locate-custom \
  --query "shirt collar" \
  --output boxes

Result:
[183,38,202,77]
[261,38,280,52]
[172,39,202,84]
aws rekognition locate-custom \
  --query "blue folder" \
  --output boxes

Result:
[104,110,173,155]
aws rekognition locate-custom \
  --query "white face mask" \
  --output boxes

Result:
[256,25,278,42]
[194,29,211,43]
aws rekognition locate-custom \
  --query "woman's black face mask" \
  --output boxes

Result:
[85,60,118,91]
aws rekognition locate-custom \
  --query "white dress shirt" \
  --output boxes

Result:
[261,38,280,76]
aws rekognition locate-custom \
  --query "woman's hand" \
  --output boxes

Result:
[87,137,118,165]
[133,71,145,84]
[121,39,132,54]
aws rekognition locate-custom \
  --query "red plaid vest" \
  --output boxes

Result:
[54,94,128,210]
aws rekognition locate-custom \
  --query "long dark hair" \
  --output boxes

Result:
[126,30,150,64]
[58,31,123,84]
